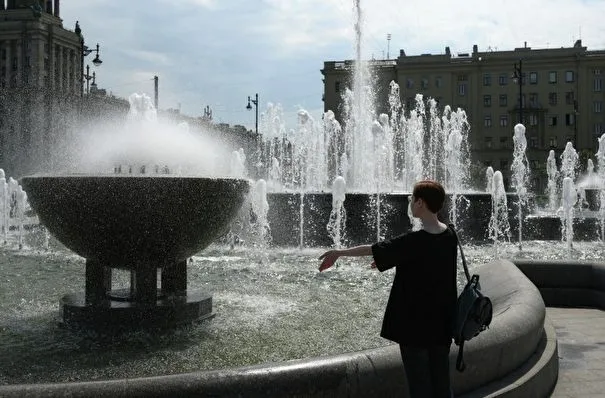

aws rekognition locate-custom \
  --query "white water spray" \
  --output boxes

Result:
[560,177,577,253]
[488,171,511,255]
[327,176,347,248]
[511,124,530,250]
[546,150,559,212]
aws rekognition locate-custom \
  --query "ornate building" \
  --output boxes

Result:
[322,41,605,191]
[0,0,84,177]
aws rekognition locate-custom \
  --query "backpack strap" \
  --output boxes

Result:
[456,340,467,372]
[448,224,471,283]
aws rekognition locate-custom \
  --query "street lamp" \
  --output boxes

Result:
[83,65,97,94]
[246,93,259,135]
[74,21,102,99]
[512,60,523,124]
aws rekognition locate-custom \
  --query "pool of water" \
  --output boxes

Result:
[1,233,603,386]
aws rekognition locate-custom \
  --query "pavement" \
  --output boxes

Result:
[548,307,605,397]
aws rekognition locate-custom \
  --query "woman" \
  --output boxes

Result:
[318,180,457,398]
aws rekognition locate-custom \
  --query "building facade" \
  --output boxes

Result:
[322,41,605,191]
[0,0,84,178]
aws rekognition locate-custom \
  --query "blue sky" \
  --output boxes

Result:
[60,0,605,130]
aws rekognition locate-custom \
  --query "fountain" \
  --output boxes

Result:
[20,174,249,330]
[14,92,251,331]
[3,2,605,397]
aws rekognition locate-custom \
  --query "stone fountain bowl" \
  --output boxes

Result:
[20,175,250,269]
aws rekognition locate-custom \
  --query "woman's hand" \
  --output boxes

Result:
[318,250,340,272]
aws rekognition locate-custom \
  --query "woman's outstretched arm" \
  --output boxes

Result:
[318,245,373,272]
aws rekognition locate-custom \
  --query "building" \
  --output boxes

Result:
[322,41,605,191]
[0,0,86,177]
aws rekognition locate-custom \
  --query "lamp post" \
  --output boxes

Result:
[75,21,102,100]
[512,60,523,124]
[83,65,97,94]
[246,93,259,135]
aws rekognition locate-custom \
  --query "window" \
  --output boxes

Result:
[595,69,603,75]
[595,123,604,135]
[483,74,491,86]
[548,92,557,105]
[595,101,603,113]
[406,79,414,89]
[529,72,538,84]
[484,115,492,127]
[565,91,575,105]
[500,115,509,127]
[499,94,507,107]
[457,74,468,82]
[595,78,603,92]
[529,93,538,107]
[565,113,575,126]
[421,78,429,89]
[529,114,539,126]
[335,81,341,93]
[483,95,492,107]
[565,70,575,83]
[549,136,558,148]
[548,115,558,126]
[485,137,493,149]
[435,77,442,88]
[549,71,557,84]
[12,57,17,70]
[498,74,508,85]
[458,83,466,96]
[529,136,538,148]
[500,136,509,149]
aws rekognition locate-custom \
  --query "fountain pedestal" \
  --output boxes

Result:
[61,259,213,330]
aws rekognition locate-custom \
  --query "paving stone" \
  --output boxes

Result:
[548,307,605,397]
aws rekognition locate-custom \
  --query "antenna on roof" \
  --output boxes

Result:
[387,33,392,59]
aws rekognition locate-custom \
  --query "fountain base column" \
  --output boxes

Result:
[61,259,214,331]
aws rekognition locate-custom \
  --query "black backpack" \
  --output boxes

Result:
[449,225,493,372]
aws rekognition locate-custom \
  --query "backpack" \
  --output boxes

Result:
[449,225,493,372]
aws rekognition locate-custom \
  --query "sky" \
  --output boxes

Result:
[60,0,605,131]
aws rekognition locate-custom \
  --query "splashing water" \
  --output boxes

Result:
[251,179,271,250]
[327,176,347,248]
[485,166,494,193]
[560,177,577,254]
[546,150,559,213]
[446,122,464,227]
[596,133,605,241]
[0,169,8,243]
[230,149,247,178]
[511,124,530,250]
[560,141,579,182]
[489,171,511,255]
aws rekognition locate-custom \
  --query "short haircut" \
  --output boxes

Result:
[412,180,446,213]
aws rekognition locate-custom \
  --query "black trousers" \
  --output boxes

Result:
[400,344,453,398]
